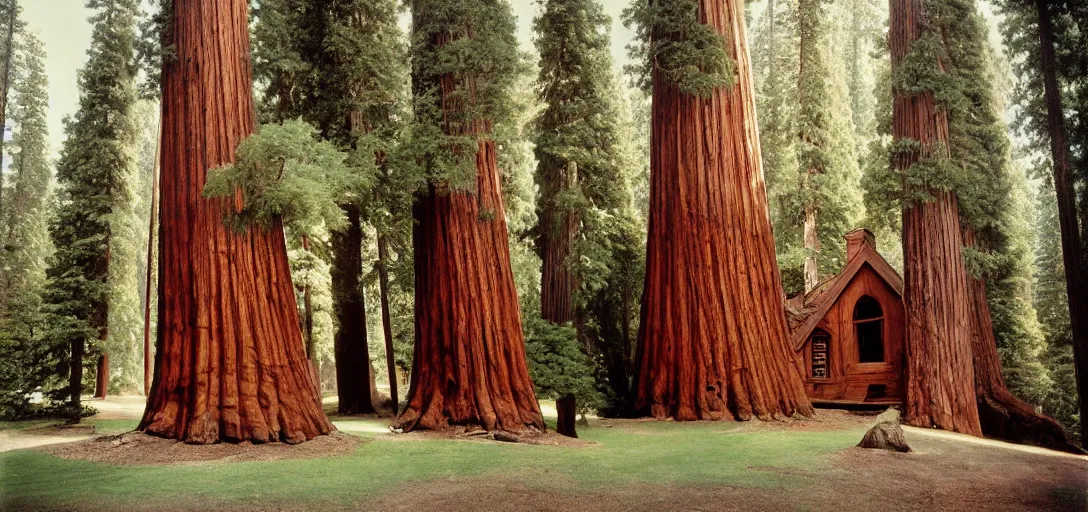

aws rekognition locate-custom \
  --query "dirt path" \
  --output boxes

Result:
[360,430,1087,512]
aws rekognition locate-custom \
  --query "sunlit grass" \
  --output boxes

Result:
[0,415,865,511]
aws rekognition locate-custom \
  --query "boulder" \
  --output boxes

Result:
[857,408,911,452]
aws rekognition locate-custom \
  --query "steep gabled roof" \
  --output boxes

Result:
[787,233,903,351]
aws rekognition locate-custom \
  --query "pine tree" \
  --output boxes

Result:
[532,0,638,432]
[395,0,544,433]
[752,0,863,295]
[0,0,22,212]
[0,30,51,417]
[46,0,139,411]
[625,0,813,421]
[1034,181,1080,441]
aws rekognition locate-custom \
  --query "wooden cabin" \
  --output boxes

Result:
[785,229,905,405]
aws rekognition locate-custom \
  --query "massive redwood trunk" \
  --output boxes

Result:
[634,0,813,421]
[331,204,374,415]
[960,234,1079,451]
[1036,0,1088,446]
[891,0,981,437]
[139,0,333,444]
[398,138,545,432]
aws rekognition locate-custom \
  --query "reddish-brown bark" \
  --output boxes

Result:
[540,161,579,326]
[633,0,813,422]
[143,116,161,397]
[331,204,374,415]
[1035,0,1088,446]
[139,0,333,444]
[94,354,108,399]
[961,248,1079,452]
[398,137,545,432]
[891,0,981,437]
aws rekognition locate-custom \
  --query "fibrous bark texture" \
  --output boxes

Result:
[633,0,813,422]
[397,138,545,433]
[331,204,374,415]
[891,0,981,437]
[139,0,333,444]
[962,253,1080,452]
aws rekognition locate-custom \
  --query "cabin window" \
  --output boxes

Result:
[809,329,830,378]
[853,296,884,363]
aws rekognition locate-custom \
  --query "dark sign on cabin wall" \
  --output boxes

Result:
[811,330,830,379]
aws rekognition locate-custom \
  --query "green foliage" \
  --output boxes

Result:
[751,0,864,293]
[0,32,52,395]
[203,120,361,239]
[523,314,603,414]
[44,0,140,405]
[407,0,521,190]
[622,0,734,97]
[1033,180,1081,442]
[534,0,645,413]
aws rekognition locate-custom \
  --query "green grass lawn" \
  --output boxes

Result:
[0,414,865,511]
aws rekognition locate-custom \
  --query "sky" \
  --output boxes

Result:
[22,0,638,158]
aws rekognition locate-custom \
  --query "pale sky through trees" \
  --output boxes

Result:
[26,0,638,158]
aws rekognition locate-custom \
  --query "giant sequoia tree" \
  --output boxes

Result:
[47,0,139,409]
[625,0,813,421]
[939,0,1074,451]
[889,0,981,436]
[395,0,544,433]
[139,0,333,444]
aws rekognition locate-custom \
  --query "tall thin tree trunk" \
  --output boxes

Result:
[0,1,18,212]
[94,353,109,399]
[143,112,161,397]
[301,235,320,406]
[540,160,579,437]
[1036,0,1088,447]
[139,0,332,444]
[803,202,819,291]
[376,233,398,411]
[963,229,1079,452]
[332,204,374,415]
[891,0,981,437]
[634,0,813,422]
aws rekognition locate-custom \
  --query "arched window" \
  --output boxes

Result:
[853,296,884,363]
[809,329,830,378]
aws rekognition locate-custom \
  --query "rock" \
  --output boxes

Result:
[874,407,901,425]
[858,421,911,452]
